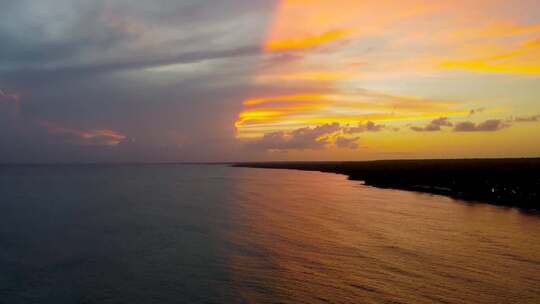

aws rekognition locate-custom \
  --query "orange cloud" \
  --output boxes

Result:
[265,29,350,51]
[40,121,127,146]
[243,94,327,106]
[236,90,467,138]
[263,0,441,52]
[440,37,540,74]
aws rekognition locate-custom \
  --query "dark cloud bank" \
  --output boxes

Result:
[0,0,274,162]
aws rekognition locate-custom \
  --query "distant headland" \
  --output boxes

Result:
[234,158,540,211]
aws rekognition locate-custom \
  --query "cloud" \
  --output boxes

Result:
[344,121,385,133]
[0,0,269,83]
[0,0,273,163]
[0,90,20,103]
[236,90,463,138]
[39,121,128,146]
[0,1,148,70]
[246,122,366,151]
[513,114,540,122]
[0,89,21,118]
[265,29,351,51]
[440,37,540,75]
[256,70,359,83]
[410,117,453,132]
[247,123,341,151]
[335,136,359,149]
[5,45,261,83]
[453,119,510,132]
[260,53,305,67]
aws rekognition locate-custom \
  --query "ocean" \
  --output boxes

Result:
[1,164,539,303]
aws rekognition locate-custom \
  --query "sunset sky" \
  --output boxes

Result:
[1,0,539,162]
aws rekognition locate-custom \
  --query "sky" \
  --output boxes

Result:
[1,0,539,163]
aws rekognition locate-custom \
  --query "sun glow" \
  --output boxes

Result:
[235,0,540,156]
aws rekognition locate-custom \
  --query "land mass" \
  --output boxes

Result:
[234,158,540,210]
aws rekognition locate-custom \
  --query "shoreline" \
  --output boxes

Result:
[234,158,540,211]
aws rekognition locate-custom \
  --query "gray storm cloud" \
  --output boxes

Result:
[0,0,274,162]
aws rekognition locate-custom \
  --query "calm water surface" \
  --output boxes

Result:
[0,165,539,303]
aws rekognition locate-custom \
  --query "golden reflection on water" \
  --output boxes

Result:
[225,168,540,304]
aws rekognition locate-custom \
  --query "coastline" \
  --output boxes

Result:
[234,158,540,211]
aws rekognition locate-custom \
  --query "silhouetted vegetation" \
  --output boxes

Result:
[235,159,540,210]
